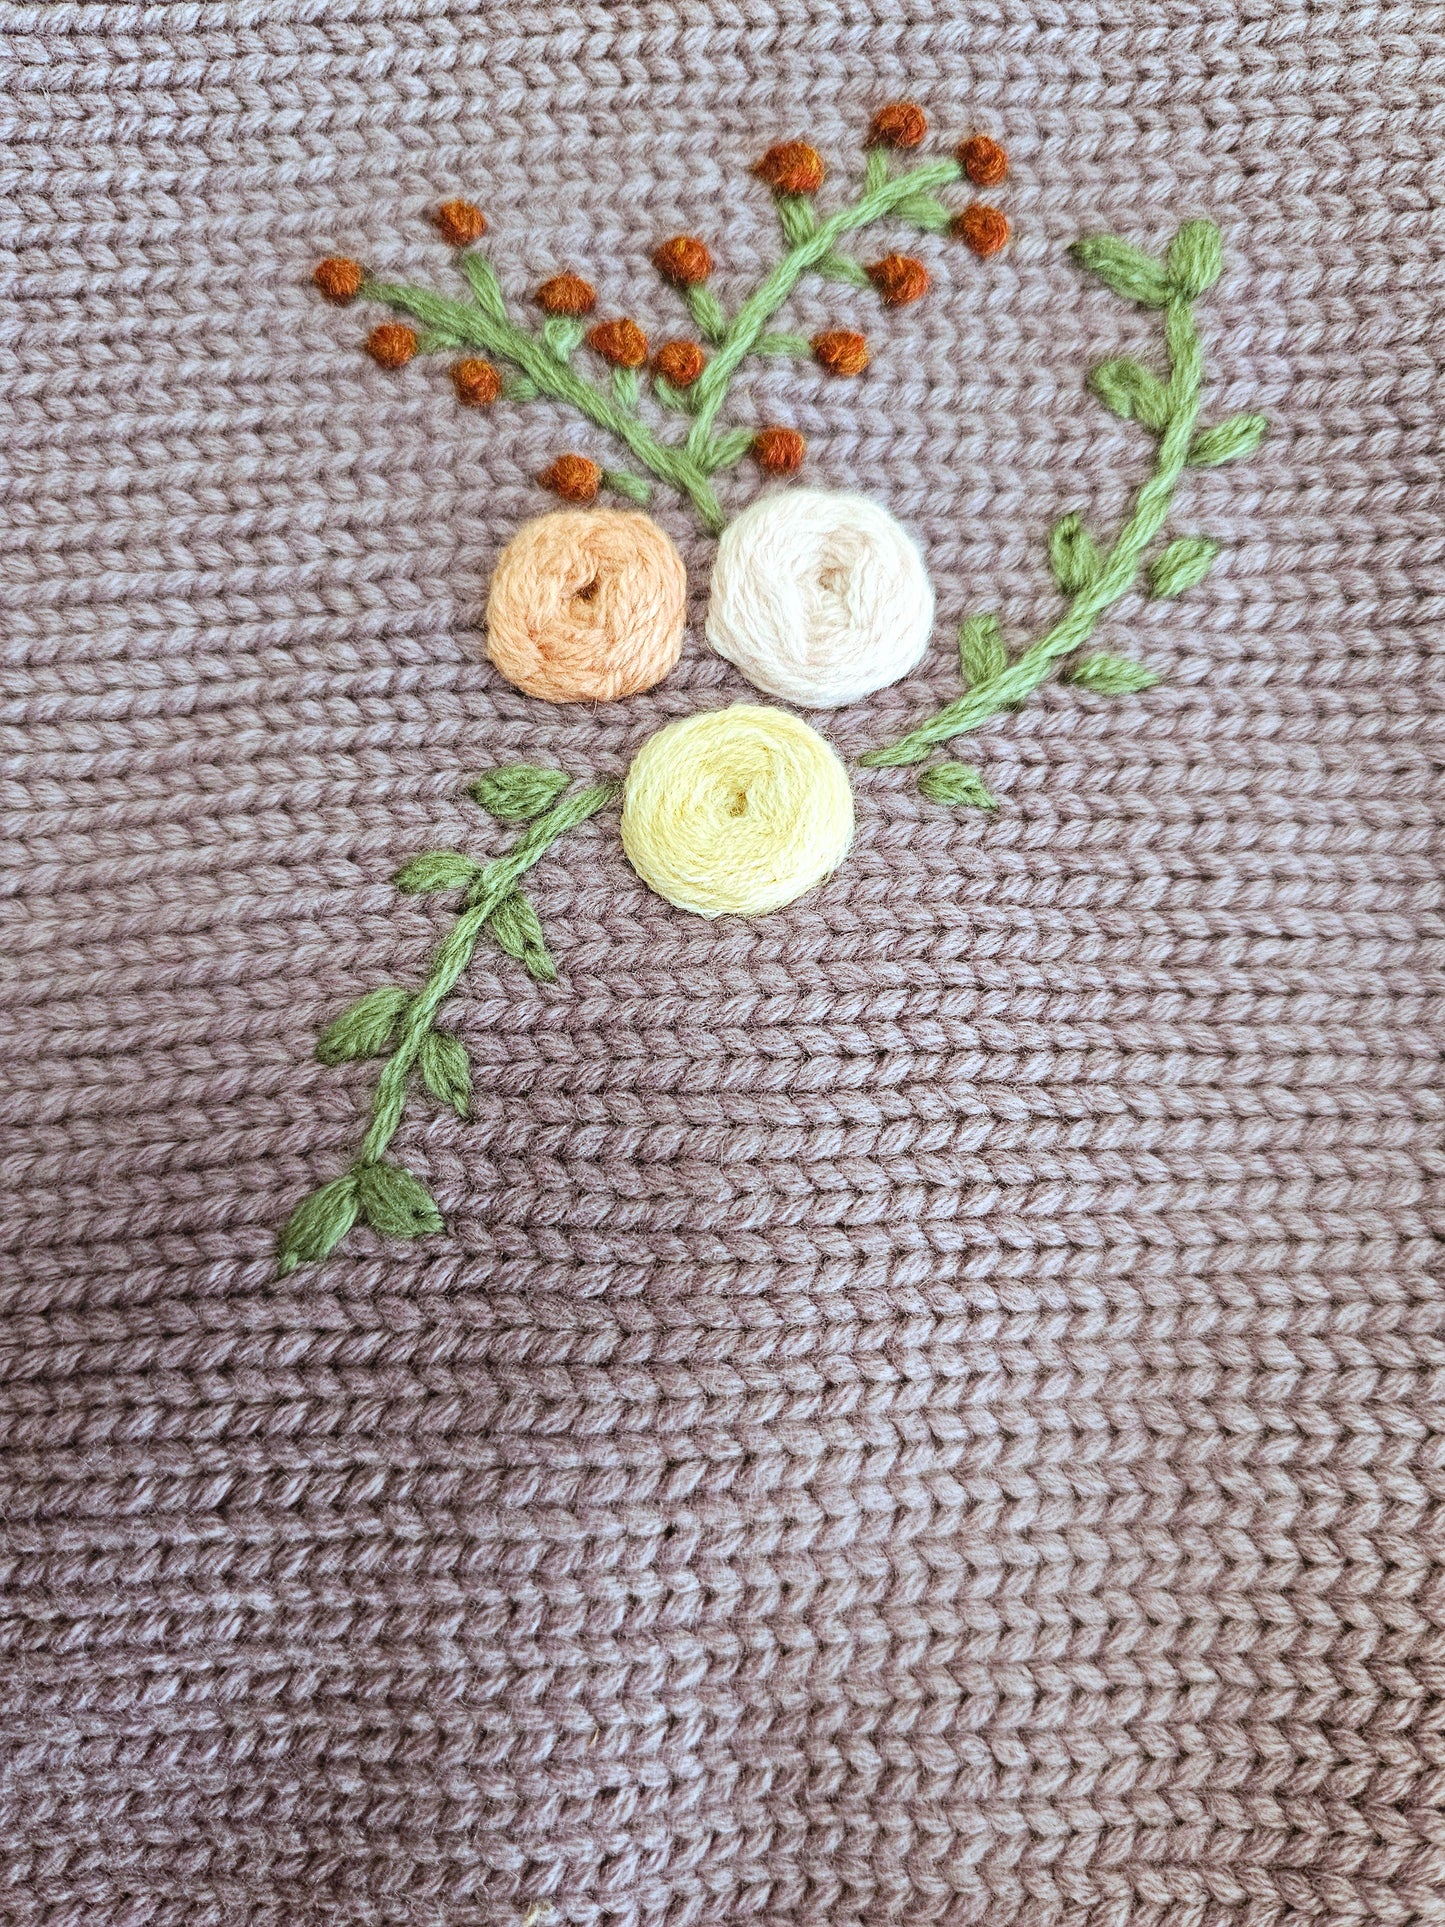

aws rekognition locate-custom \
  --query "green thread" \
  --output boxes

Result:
[353,152,965,535]
[861,219,1266,787]
[277,775,619,1275]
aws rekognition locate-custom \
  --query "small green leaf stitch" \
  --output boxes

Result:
[392,850,482,894]
[919,762,1000,810]
[1149,535,1219,598]
[864,219,1264,800]
[419,1030,472,1118]
[1066,653,1160,694]
[1167,219,1224,298]
[776,196,818,245]
[602,468,651,504]
[700,427,756,474]
[542,315,586,360]
[612,367,640,410]
[504,375,540,402]
[1069,234,1171,308]
[1188,414,1268,466]
[458,252,507,321]
[277,1175,362,1277]
[488,891,558,983]
[1087,358,1171,432]
[685,285,728,345]
[865,148,890,194]
[893,192,953,232]
[357,1162,445,1239]
[959,613,1007,686]
[316,984,411,1066]
[470,764,571,820]
[1049,513,1103,595]
[818,250,871,287]
[756,332,812,357]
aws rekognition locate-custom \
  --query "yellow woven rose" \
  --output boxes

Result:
[620,704,854,918]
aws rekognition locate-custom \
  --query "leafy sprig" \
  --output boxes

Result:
[861,218,1266,792]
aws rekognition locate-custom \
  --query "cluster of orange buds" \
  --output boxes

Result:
[587,318,649,368]
[432,198,487,247]
[536,273,597,315]
[812,330,869,378]
[651,236,713,286]
[452,358,501,407]
[867,101,928,150]
[366,322,418,369]
[753,141,826,196]
[314,256,364,304]
[866,252,928,306]
[654,339,706,388]
[752,427,806,474]
[539,454,601,503]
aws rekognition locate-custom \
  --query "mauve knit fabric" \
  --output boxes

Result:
[3,3,1444,1923]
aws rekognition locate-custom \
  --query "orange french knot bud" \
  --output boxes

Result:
[432,199,487,247]
[811,330,870,377]
[752,427,806,474]
[953,203,1010,258]
[753,142,825,196]
[452,358,502,406]
[867,253,929,306]
[587,318,648,368]
[540,455,601,503]
[653,340,706,388]
[652,236,713,285]
[314,257,363,304]
[536,273,597,316]
[959,136,1008,189]
[867,101,927,150]
[366,323,418,369]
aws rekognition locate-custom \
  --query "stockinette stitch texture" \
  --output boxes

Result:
[2,4,1443,1926]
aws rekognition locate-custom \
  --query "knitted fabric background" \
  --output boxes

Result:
[3,2,1443,1922]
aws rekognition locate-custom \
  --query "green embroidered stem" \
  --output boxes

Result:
[353,151,967,534]
[684,158,962,453]
[277,777,619,1275]
[363,280,728,531]
[861,220,1265,781]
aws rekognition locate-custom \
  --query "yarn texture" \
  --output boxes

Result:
[707,488,935,707]
[485,508,686,702]
[620,705,853,917]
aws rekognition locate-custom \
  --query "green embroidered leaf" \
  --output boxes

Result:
[1087,357,1171,431]
[699,426,756,473]
[470,764,570,820]
[1069,235,1171,308]
[652,375,699,414]
[419,1030,472,1119]
[756,332,812,357]
[685,285,728,344]
[611,366,640,410]
[1167,219,1223,298]
[865,148,890,195]
[415,328,461,355]
[1066,653,1161,694]
[356,1161,444,1240]
[602,468,651,504]
[959,613,1007,687]
[542,315,586,360]
[504,375,540,402]
[1187,413,1268,466]
[776,195,818,246]
[277,1175,362,1276]
[1149,535,1220,598]
[458,252,508,322]
[1049,513,1104,595]
[818,250,871,288]
[393,850,482,895]
[316,984,411,1066]
[919,761,1000,811]
[893,192,953,233]
[489,890,558,984]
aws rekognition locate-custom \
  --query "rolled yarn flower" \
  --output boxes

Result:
[705,488,934,707]
[485,509,687,702]
[620,704,854,919]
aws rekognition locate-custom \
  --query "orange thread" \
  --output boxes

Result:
[752,427,806,474]
[654,340,706,388]
[959,136,1008,188]
[953,204,1010,258]
[812,330,870,377]
[539,455,601,503]
[587,318,648,368]
[536,273,597,315]
[452,358,502,406]
[485,508,687,703]
[754,142,825,195]
[314,257,363,304]
[366,323,418,369]
[652,236,714,285]
[432,198,487,247]
[866,253,928,305]
[867,102,927,149]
